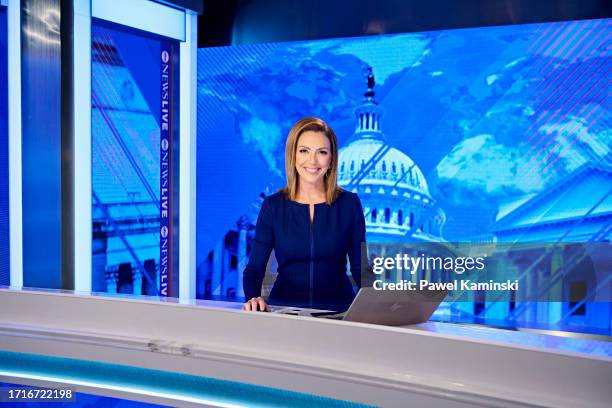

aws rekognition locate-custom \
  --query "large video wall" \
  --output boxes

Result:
[196,19,611,331]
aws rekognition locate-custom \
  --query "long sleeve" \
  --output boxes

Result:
[243,197,275,299]
[348,195,368,288]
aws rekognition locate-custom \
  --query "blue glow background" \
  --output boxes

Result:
[196,19,611,332]
[197,19,610,253]
[91,21,164,295]
[0,348,370,407]
[0,8,9,286]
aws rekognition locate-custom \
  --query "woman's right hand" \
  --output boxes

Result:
[242,296,270,312]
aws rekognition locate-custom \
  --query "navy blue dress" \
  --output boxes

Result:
[243,190,366,311]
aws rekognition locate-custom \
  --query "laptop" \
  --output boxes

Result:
[273,287,447,326]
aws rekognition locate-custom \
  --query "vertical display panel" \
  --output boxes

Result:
[91,20,179,297]
[0,7,7,286]
[21,0,63,289]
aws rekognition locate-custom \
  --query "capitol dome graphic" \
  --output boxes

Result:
[338,68,446,242]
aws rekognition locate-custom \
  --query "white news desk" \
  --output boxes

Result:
[0,288,610,407]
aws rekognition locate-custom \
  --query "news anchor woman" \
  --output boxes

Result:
[242,117,367,312]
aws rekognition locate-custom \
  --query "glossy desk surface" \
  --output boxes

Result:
[0,287,610,408]
[410,321,612,358]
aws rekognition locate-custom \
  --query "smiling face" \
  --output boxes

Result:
[295,130,332,187]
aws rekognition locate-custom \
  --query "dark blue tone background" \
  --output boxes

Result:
[197,19,611,256]
[91,22,181,297]
[92,20,164,128]
[21,0,63,289]
[196,19,611,332]
[0,7,8,286]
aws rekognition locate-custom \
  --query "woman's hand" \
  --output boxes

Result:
[242,296,270,312]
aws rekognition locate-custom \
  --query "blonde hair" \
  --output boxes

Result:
[280,117,342,204]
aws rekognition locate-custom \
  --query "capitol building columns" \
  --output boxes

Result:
[338,67,445,244]
[236,216,249,298]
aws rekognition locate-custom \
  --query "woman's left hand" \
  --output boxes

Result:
[242,296,270,312]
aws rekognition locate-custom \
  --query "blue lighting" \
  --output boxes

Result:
[0,7,8,286]
[196,19,612,334]
[92,0,185,41]
[0,351,370,407]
